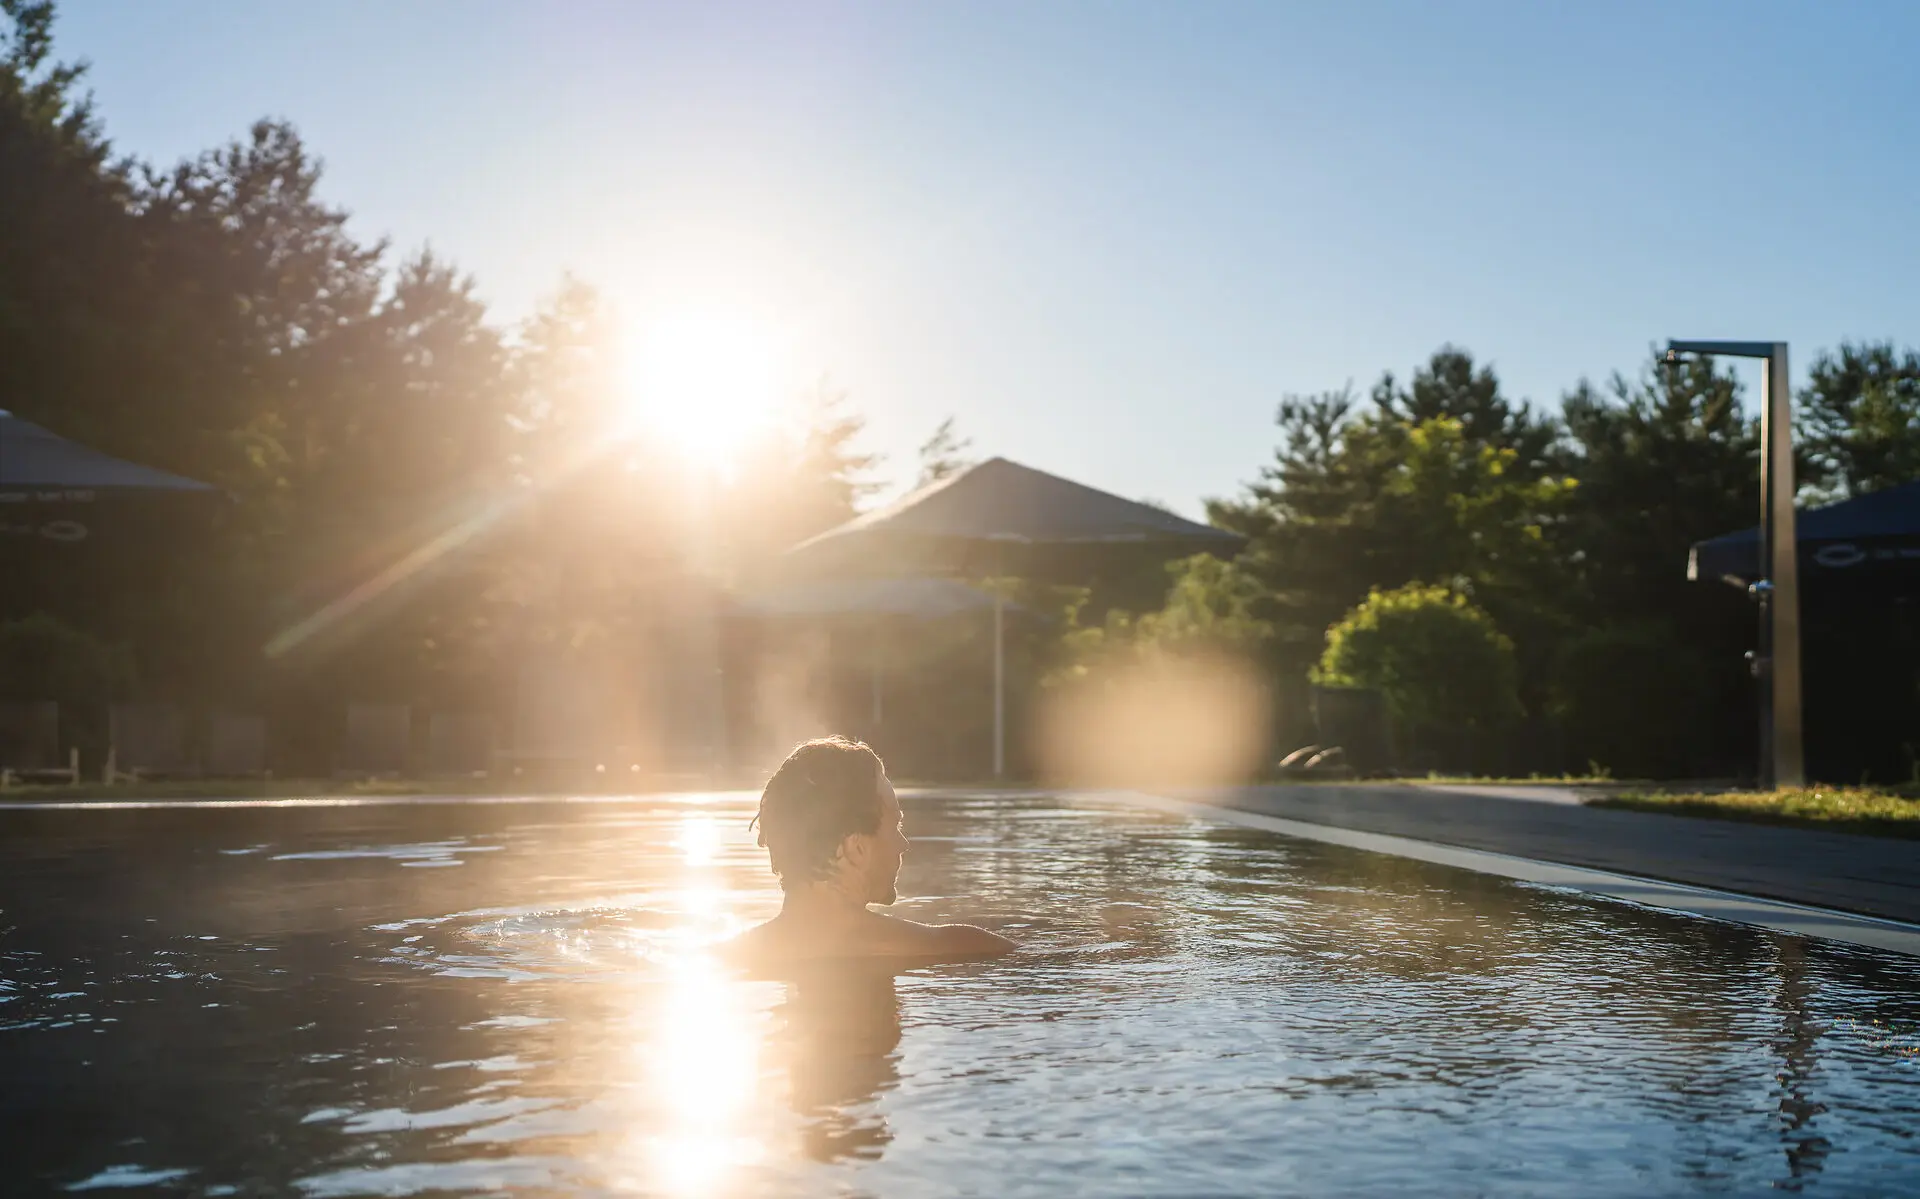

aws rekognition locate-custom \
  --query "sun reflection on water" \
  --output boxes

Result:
[641,955,765,1195]
[620,813,770,1195]
[677,814,722,868]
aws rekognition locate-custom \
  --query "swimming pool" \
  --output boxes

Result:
[2,791,1917,1196]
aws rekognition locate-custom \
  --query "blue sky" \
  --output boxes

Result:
[50,1,1920,514]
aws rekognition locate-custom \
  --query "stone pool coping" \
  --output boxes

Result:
[1156,782,1920,925]
[1079,788,1920,960]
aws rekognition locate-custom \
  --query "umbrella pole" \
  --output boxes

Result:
[993,587,1005,778]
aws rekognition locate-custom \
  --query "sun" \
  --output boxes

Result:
[619,309,782,468]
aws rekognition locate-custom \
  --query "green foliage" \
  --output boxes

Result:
[16,0,1920,785]
[1046,554,1271,687]
[0,3,885,735]
[1314,584,1519,766]
[1211,350,1575,681]
[1,0,102,159]
[1371,345,1558,473]
[1799,340,1920,499]
[1135,553,1272,652]
[1548,624,1709,780]
[1208,345,1780,778]
[1591,787,1920,840]
[0,612,133,705]
[1549,352,1759,773]
[1556,353,1756,612]
[915,416,974,488]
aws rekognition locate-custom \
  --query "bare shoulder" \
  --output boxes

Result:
[715,921,773,969]
[871,912,1015,958]
[719,912,1014,973]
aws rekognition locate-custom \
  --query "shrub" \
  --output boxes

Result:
[0,613,136,762]
[1314,583,1519,770]
[0,613,134,706]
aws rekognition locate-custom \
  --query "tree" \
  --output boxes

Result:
[1210,354,1573,686]
[1371,345,1557,475]
[1549,623,1710,779]
[1048,554,1272,684]
[1556,351,1754,610]
[723,378,883,574]
[1134,554,1273,655]
[483,276,667,661]
[1550,350,1757,776]
[915,415,974,488]
[0,2,278,700]
[1799,341,1920,499]
[1314,583,1520,771]
[1,0,145,443]
[783,379,885,537]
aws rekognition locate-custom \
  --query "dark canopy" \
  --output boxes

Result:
[1690,479,1920,586]
[0,410,216,544]
[781,456,1241,778]
[0,411,215,496]
[785,456,1242,575]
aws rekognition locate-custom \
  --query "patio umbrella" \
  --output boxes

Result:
[737,577,1016,729]
[738,576,1009,621]
[0,409,217,545]
[784,457,1243,775]
[1691,480,1920,587]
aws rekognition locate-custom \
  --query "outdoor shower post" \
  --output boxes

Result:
[990,538,1008,780]
[992,586,1005,779]
[1763,344,1805,788]
[1667,340,1804,788]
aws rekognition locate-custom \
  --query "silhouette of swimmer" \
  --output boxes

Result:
[725,737,1012,966]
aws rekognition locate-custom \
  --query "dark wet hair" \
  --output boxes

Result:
[753,737,886,889]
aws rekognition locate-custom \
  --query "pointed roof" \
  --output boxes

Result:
[790,457,1240,564]
[0,410,215,496]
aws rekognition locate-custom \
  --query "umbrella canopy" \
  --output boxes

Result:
[782,456,1242,777]
[0,410,217,544]
[1690,480,1920,586]
[738,576,1012,620]
[736,577,1023,744]
[785,456,1242,575]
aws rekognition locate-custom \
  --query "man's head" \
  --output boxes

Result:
[754,737,906,904]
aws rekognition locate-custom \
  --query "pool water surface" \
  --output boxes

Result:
[1,792,1917,1196]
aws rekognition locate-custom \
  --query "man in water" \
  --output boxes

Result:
[726,737,1013,966]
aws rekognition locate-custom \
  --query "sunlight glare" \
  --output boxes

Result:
[641,954,764,1195]
[677,814,721,868]
[620,310,783,469]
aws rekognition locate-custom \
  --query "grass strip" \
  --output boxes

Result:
[1588,787,1920,840]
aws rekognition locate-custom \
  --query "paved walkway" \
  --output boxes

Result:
[1193,783,1920,925]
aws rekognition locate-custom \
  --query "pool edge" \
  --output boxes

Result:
[1072,788,1920,960]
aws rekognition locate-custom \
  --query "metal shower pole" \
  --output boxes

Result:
[1665,340,1803,788]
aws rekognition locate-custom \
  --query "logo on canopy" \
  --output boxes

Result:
[1813,543,1867,568]
[0,519,89,541]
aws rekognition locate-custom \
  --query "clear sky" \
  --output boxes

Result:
[49,1,1920,515]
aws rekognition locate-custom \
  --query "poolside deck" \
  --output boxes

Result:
[1194,783,1920,926]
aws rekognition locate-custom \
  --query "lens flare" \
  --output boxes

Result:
[1036,651,1272,788]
